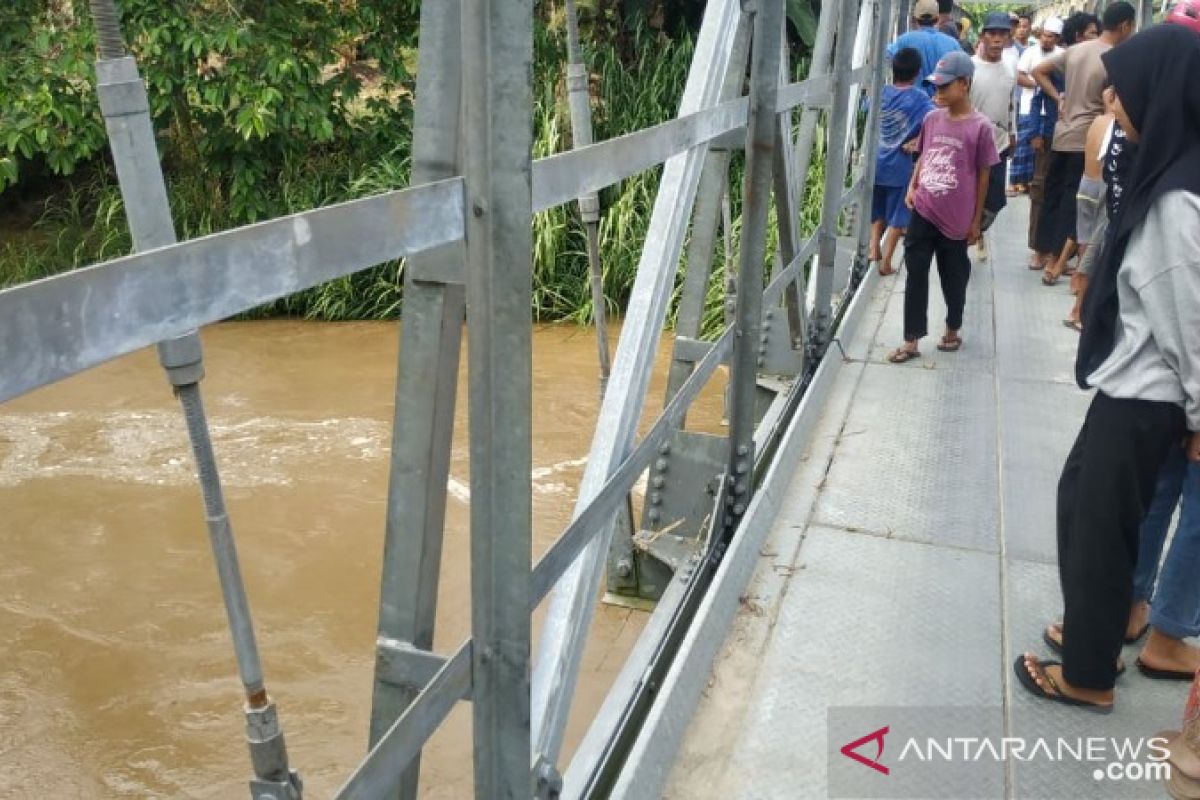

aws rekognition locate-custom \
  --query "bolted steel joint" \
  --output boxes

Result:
[654,457,669,473]
[249,771,302,800]
[157,332,205,386]
[533,754,563,799]
[615,558,634,579]
[244,699,300,798]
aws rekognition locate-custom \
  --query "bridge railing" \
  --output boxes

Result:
[0,0,894,796]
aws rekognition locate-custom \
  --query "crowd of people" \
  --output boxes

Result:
[869,3,1200,793]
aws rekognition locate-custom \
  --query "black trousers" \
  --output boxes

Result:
[1035,150,1085,255]
[902,210,971,341]
[1057,392,1185,690]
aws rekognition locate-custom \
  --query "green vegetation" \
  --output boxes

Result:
[1,2,823,328]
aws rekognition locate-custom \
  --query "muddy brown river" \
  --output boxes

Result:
[0,320,726,798]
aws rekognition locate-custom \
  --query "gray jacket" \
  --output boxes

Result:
[1088,190,1200,430]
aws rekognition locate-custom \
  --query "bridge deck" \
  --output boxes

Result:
[665,197,1188,799]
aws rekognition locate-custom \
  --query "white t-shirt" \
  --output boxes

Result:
[971,56,1016,153]
[1016,45,1063,116]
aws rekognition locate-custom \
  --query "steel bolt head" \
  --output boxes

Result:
[733,503,746,514]
[616,560,633,578]
[652,475,665,489]
[655,458,668,472]
[757,357,765,367]
[648,509,661,524]
[736,445,749,457]
[658,442,671,456]
[650,491,662,505]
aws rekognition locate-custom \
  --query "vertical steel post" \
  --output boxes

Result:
[531,0,744,770]
[772,25,807,351]
[562,0,614,393]
[791,0,840,248]
[460,0,534,796]
[367,2,465,798]
[852,0,890,282]
[723,0,783,533]
[812,0,862,347]
[896,0,912,35]
[89,3,298,797]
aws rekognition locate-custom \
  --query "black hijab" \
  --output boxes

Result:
[1076,24,1200,389]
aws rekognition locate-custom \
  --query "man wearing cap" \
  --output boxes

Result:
[888,0,963,96]
[970,12,1018,257]
[1011,17,1062,205]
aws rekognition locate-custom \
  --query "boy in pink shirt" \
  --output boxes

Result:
[890,51,1000,363]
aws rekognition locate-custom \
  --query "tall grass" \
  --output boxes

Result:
[1,24,829,330]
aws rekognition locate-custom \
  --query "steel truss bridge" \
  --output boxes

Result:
[4,0,1181,798]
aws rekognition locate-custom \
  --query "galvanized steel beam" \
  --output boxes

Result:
[459,0,535,796]
[812,0,863,346]
[721,0,784,534]
[0,178,464,405]
[530,0,746,770]
[368,2,466,798]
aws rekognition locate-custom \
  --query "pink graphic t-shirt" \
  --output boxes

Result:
[912,108,999,240]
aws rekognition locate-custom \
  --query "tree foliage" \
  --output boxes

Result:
[0,0,418,221]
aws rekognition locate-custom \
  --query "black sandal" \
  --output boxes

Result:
[1013,656,1114,714]
[1135,658,1197,681]
[936,335,962,352]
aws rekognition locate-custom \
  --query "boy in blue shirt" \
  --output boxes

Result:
[870,47,935,276]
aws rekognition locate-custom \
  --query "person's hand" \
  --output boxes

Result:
[1056,95,1065,114]
[905,186,916,210]
[967,222,982,245]
[1188,431,1200,463]
[902,140,918,154]
[1032,136,1044,153]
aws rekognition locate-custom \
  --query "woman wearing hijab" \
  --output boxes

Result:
[1016,23,1200,712]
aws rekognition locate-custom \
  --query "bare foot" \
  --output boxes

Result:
[1138,630,1200,675]
[1020,653,1115,706]
[878,262,896,276]
[1127,600,1150,641]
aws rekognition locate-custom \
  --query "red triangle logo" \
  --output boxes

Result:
[840,726,890,775]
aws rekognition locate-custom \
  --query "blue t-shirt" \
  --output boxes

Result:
[875,85,935,187]
[887,27,963,96]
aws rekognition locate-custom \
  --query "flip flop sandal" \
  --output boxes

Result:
[1042,273,1059,286]
[1013,656,1114,714]
[936,336,962,352]
[1042,627,1126,676]
[888,348,921,364]
[1062,319,1082,332]
[1135,658,1197,681]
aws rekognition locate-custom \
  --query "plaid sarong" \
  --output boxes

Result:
[1009,112,1039,185]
